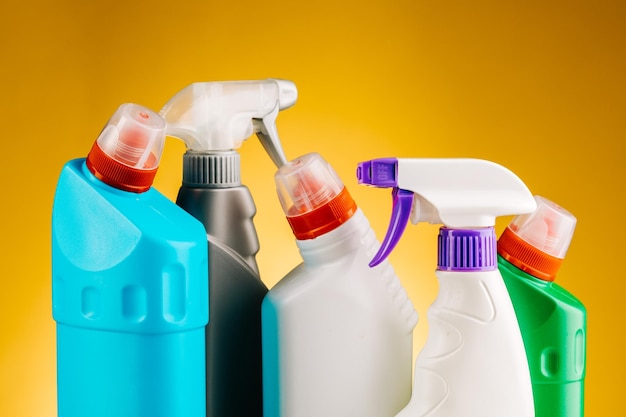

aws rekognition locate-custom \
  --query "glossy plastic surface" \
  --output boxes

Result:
[52,159,208,417]
[397,268,534,417]
[262,209,418,417]
[177,184,267,417]
[499,256,586,417]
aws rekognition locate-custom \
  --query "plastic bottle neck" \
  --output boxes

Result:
[497,254,551,287]
[86,142,157,193]
[175,185,260,275]
[296,209,371,266]
[286,186,357,240]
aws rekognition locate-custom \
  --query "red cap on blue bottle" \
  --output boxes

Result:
[86,103,166,193]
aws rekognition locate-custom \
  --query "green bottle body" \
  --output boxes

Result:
[498,255,586,417]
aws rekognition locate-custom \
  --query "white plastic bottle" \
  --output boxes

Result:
[262,153,418,417]
[357,157,537,417]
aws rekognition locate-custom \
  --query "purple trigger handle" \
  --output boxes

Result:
[369,188,414,267]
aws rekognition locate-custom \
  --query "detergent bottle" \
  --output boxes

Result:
[357,157,537,417]
[262,152,418,417]
[52,103,208,417]
[498,195,586,417]
[160,79,297,417]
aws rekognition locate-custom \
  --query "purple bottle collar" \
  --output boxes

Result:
[437,227,497,271]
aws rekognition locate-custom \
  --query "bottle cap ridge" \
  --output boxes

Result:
[86,103,165,193]
[276,153,357,240]
[498,195,576,281]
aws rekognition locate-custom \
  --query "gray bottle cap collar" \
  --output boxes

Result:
[183,151,241,188]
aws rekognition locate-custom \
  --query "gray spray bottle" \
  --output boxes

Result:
[161,79,297,417]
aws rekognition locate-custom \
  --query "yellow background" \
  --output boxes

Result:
[1,0,624,415]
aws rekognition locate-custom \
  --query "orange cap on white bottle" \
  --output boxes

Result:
[275,153,357,240]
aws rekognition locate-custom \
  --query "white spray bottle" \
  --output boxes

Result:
[262,152,418,417]
[357,157,537,417]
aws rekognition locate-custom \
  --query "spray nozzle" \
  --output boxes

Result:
[160,79,296,167]
[357,158,537,266]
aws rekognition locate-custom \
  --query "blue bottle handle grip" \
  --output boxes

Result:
[370,188,414,267]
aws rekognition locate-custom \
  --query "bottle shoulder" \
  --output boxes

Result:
[432,269,512,324]
[266,253,417,329]
[53,159,208,273]
[207,236,266,291]
[266,261,356,301]
[177,185,260,273]
[498,256,586,312]
[415,269,534,416]
[54,159,206,242]
[52,159,209,333]
[266,208,417,331]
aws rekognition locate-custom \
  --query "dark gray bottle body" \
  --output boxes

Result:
[176,152,268,417]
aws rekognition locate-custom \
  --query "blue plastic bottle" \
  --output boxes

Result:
[52,104,209,417]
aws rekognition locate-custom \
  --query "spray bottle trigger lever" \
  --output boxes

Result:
[370,188,414,267]
[253,104,288,168]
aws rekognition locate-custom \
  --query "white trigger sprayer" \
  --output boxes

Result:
[357,157,537,417]
[159,79,297,417]
[161,79,297,168]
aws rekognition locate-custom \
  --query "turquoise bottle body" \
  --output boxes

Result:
[52,104,209,417]
[497,196,586,417]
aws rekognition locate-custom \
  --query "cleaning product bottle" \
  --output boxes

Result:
[160,79,297,417]
[497,195,586,417]
[262,152,418,417]
[52,103,208,417]
[357,157,537,417]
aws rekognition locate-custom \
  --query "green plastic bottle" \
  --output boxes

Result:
[498,195,586,417]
